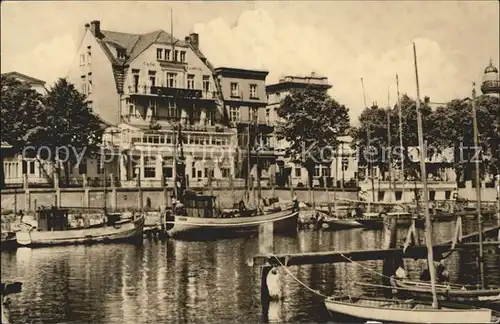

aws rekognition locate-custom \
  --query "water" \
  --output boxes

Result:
[2,219,499,323]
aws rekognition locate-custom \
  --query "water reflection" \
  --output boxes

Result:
[1,218,498,323]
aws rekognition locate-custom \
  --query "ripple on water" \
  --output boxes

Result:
[1,219,499,323]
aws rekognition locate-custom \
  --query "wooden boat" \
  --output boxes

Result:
[1,232,18,251]
[324,295,494,323]
[316,212,363,230]
[355,212,424,229]
[15,208,145,247]
[392,278,500,303]
[165,193,298,239]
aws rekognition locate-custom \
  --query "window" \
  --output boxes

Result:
[117,48,126,59]
[250,84,258,98]
[144,157,156,178]
[165,49,171,61]
[79,161,87,175]
[167,72,177,88]
[229,106,240,122]
[167,100,177,118]
[221,168,230,178]
[187,74,195,89]
[157,48,163,60]
[206,110,214,126]
[148,71,156,87]
[29,161,35,175]
[251,107,258,122]
[163,167,173,178]
[202,75,210,93]
[174,50,179,62]
[265,108,271,123]
[80,54,85,66]
[87,52,91,65]
[144,167,156,178]
[132,69,140,93]
[180,51,186,62]
[81,76,87,94]
[294,167,301,177]
[126,98,137,117]
[230,82,239,97]
[148,99,157,117]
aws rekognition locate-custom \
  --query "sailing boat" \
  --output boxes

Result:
[164,121,299,240]
[390,82,500,305]
[324,42,495,323]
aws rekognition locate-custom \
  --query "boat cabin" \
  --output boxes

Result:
[175,194,216,218]
[36,208,69,231]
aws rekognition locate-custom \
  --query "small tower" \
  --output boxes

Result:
[480,59,500,96]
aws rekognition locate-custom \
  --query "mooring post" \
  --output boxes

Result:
[382,213,401,290]
[259,220,282,312]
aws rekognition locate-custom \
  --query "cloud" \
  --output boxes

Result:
[195,8,465,121]
[1,34,77,86]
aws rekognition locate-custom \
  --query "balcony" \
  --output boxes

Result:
[128,84,215,100]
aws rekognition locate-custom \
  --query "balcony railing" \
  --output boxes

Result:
[128,85,215,99]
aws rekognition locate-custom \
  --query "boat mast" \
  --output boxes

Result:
[361,77,374,211]
[387,88,392,203]
[412,42,439,308]
[471,82,485,289]
[396,74,406,203]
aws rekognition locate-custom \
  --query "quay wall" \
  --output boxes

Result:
[0,187,359,212]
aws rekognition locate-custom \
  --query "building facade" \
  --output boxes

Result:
[67,20,238,187]
[213,67,273,186]
[265,73,358,188]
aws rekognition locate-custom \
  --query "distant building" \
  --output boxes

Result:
[1,73,48,188]
[480,59,500,97]
[265,72,357,187]
[1,71,47,95]
[66,20,238,187]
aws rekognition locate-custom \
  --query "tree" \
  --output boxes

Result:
[433,94,500,183]
[41,78,104,185]
[352,94,437,182]
[0,75,45,187]
[276,86,350,202]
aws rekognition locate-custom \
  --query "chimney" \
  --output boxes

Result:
[90,20,102,38]
[189,33,199,49]
[424,96,430,104]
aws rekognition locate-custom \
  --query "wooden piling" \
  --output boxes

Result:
[382,214,402,288]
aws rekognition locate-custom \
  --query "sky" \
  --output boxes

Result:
[1,1,499,122]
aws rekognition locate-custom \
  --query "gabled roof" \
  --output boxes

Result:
[1,72,46,85]
[89,25,189,94]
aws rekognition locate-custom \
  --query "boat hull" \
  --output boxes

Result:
[15,217,145,247]
[325,296,492,323]
[166,209,298,240]
[319,218,363,230]
[393,279,500,303]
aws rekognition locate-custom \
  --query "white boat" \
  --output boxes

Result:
[165,194,298,239]
[325,295,494,323]
[16,208,145,247]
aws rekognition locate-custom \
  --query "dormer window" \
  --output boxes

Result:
[117,48,126,59]
[174,50,179,62]
[180,51,186,62]
[165,49,170,61]
[157,48,163,60]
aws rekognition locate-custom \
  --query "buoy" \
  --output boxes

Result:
[266,267,282,300]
